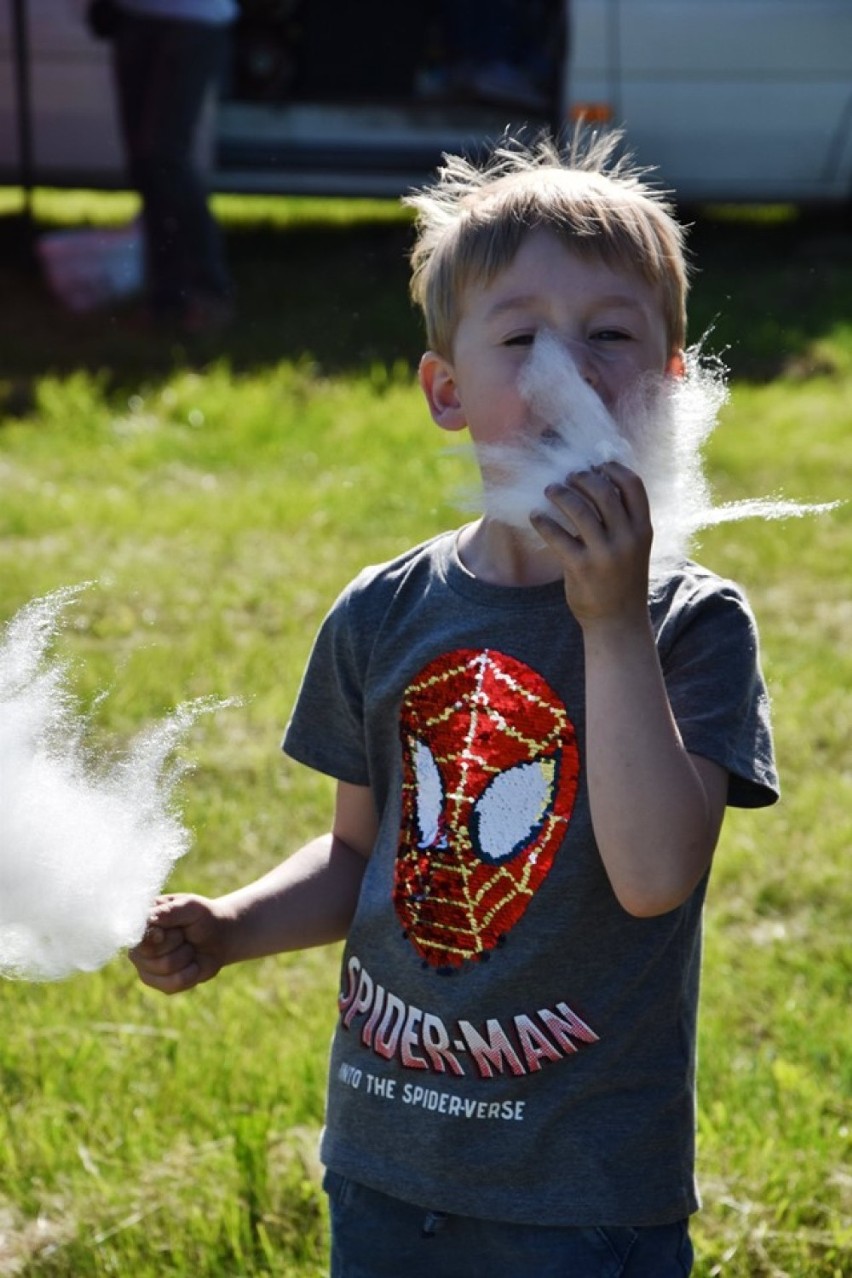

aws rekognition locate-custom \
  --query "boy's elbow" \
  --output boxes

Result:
[615,887,687,919]
[611,850,715,918]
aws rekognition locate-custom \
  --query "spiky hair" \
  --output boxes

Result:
[404,129,689,357]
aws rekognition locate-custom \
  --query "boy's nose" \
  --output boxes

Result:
[562,340,600,389]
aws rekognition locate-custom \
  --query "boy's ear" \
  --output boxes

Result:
[666,350,686,379]
[419,351,467,433]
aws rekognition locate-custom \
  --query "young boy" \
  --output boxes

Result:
[131,133,779,1276]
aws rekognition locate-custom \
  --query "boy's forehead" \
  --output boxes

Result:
[482,287,653,322]
[463,232,664,316]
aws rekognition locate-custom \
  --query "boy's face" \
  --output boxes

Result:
[420,228,682,448]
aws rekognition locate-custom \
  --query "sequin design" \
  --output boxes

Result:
[395,648,580,968]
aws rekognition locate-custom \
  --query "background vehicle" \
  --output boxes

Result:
[570,0,852,204]
[1,0,851,203]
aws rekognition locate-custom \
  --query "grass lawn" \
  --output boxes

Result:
[0,187,850,1276]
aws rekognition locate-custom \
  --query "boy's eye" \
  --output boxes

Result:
[592,329,631,342]
[503,333,535,347]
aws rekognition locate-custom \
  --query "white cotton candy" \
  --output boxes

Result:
[468,330,837,570]
[474,331,636,538]
[0,586,230,982]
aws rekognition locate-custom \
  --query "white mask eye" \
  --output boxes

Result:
[412,739,444,849]
[471,757,557,863]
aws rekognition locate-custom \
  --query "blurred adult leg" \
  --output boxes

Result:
[113,14,231,321]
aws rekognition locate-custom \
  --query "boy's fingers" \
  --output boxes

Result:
[132,923,185,959]
[530,510,584,555]
[130,893,220,994]
[130,936,200,983]
[149,892,193,920]
[596,462,651,522]
[136,958,201,996]
[598,460,639,484]
[568,469,625,515]
[545,476,609,538]
[148,893,210,932]
[549,466,652,545]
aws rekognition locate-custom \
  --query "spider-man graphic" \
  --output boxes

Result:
[395,648,580,968]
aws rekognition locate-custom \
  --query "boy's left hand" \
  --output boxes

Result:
[531,461,652,626]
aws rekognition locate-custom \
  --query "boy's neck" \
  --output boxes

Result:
[457,519,565,588]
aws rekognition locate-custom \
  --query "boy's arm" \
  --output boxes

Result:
[130,780,377,994]
[581,618,728,916]
[532,461,728,917]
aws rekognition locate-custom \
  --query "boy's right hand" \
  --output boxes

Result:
[129,893,230,994]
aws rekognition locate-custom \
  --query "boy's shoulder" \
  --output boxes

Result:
[651,558,755,611]
[649,557,762,652]
[340,528,456,605]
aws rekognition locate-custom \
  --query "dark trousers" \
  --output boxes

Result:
[112,15,231,313]
[325,1171,695,1277]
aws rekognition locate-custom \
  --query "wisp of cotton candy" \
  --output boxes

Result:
[0,585,230,981]
[471,330,837,568]
[473,330,638,534]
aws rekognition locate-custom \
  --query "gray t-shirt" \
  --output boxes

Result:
[283,530,778,1228]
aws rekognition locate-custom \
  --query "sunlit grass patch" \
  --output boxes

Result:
[0,192,849,1276]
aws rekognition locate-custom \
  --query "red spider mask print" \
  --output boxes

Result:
[395,648,580,969]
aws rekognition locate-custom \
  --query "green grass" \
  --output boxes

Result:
[0,189,850,1276]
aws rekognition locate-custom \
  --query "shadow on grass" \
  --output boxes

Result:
[1,201,851,410]
[683,204,852,379]
[0,213,422,393]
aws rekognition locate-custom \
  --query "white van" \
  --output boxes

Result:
[1,0,851,204]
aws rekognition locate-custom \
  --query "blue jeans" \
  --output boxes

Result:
[325,1171,694,1277]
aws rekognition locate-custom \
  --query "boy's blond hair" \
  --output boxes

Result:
[405,130,689,359]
